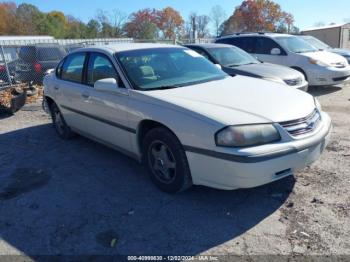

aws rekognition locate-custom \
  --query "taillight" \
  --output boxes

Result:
[34,63,42,73]
[0,64,5,71]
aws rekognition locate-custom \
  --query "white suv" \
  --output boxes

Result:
[43,44,331,193]
[216,33,350,86]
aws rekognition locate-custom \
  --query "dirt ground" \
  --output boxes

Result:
[0,83,349,260]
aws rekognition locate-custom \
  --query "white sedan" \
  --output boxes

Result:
[43,44,332,193]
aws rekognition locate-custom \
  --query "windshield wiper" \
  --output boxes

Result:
[147,85,181,91]
[228,62,257,67]
[295,50,317,53]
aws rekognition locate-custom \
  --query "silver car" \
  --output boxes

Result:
[186,43,308,91]
[300,35,350,64]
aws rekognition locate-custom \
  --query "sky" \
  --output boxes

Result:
[13,0,350,31]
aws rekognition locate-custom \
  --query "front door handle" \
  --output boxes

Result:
[53,85,59,90]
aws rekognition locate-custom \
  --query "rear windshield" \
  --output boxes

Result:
[19,46,36,62]
[37,47,67,61]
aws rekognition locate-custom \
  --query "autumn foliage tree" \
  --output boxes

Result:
[124,8,159,39]
[0,1,297,39]
[157,7,184,39]
[125,7,184,40]
[221,0,296,35]
[0,2,20,35]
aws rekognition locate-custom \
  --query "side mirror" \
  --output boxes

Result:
[215,64,222,70]
[94,78,119,93]
[45,68,55,75]
[255,57,263,63]
[270,48,281,55]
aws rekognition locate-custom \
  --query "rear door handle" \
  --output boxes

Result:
[53,85,59,90]
[81,92,90,99]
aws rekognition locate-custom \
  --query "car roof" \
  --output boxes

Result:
[70,43,181,55]
[217,33,295,40]
[185,43,233,49]
[20,44,61,48]
[299,35,313,38]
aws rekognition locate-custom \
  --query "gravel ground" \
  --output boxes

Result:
[0,84,349,259]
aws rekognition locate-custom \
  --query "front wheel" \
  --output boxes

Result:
[143,127,192,193]
[50,102,75,139]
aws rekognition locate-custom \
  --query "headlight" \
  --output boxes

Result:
[345,56,350,64]
[314,97,322,111]
[309,58,330,67]
[215,124,281,147]
[262,77,285,84]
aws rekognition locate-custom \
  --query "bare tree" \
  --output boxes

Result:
[96,9,127,37]
[110,10,127,36]
[197,15,211,38]
[210,5,227,37]
[186,13,211,40]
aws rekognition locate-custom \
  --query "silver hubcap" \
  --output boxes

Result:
[148,141,176,183]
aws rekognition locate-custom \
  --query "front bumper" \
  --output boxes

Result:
[185,113,332,190]
[295,81,309,92]
[307,66,350,86]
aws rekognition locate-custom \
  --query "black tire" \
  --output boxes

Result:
[142,127,192,193]
[49,102,75,139]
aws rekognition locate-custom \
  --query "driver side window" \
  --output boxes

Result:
[87,53,122,87]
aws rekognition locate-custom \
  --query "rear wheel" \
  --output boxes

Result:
[50,102,75,139]
[143,127,192,193]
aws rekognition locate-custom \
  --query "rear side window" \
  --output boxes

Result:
[87,53,119,86]
[231,37,256,53]
[37,47,67,61]
[56,59,65,78]
[255,37,282,55]
[218,37,256,53]
[216,38,232,44]
[61,53,86,83]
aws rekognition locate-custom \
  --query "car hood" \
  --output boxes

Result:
[143,76,315,125]
[224,62,302,80]
[302,51,348,64]
[331,48,350,57]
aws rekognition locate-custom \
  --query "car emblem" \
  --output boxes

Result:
[307,119,315,129]
[306,112,320,130]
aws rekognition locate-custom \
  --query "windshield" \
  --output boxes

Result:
[275,36,318,53]
[207,46,259,67]
[301,36,330,50]
[116,48,227,90]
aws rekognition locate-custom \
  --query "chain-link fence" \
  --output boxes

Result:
[0,38,136,90]
[0,37,214,90]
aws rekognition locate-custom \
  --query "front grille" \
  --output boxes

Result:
[284,77,303,86]
[280,109,321,136]
[331,62,346,68]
